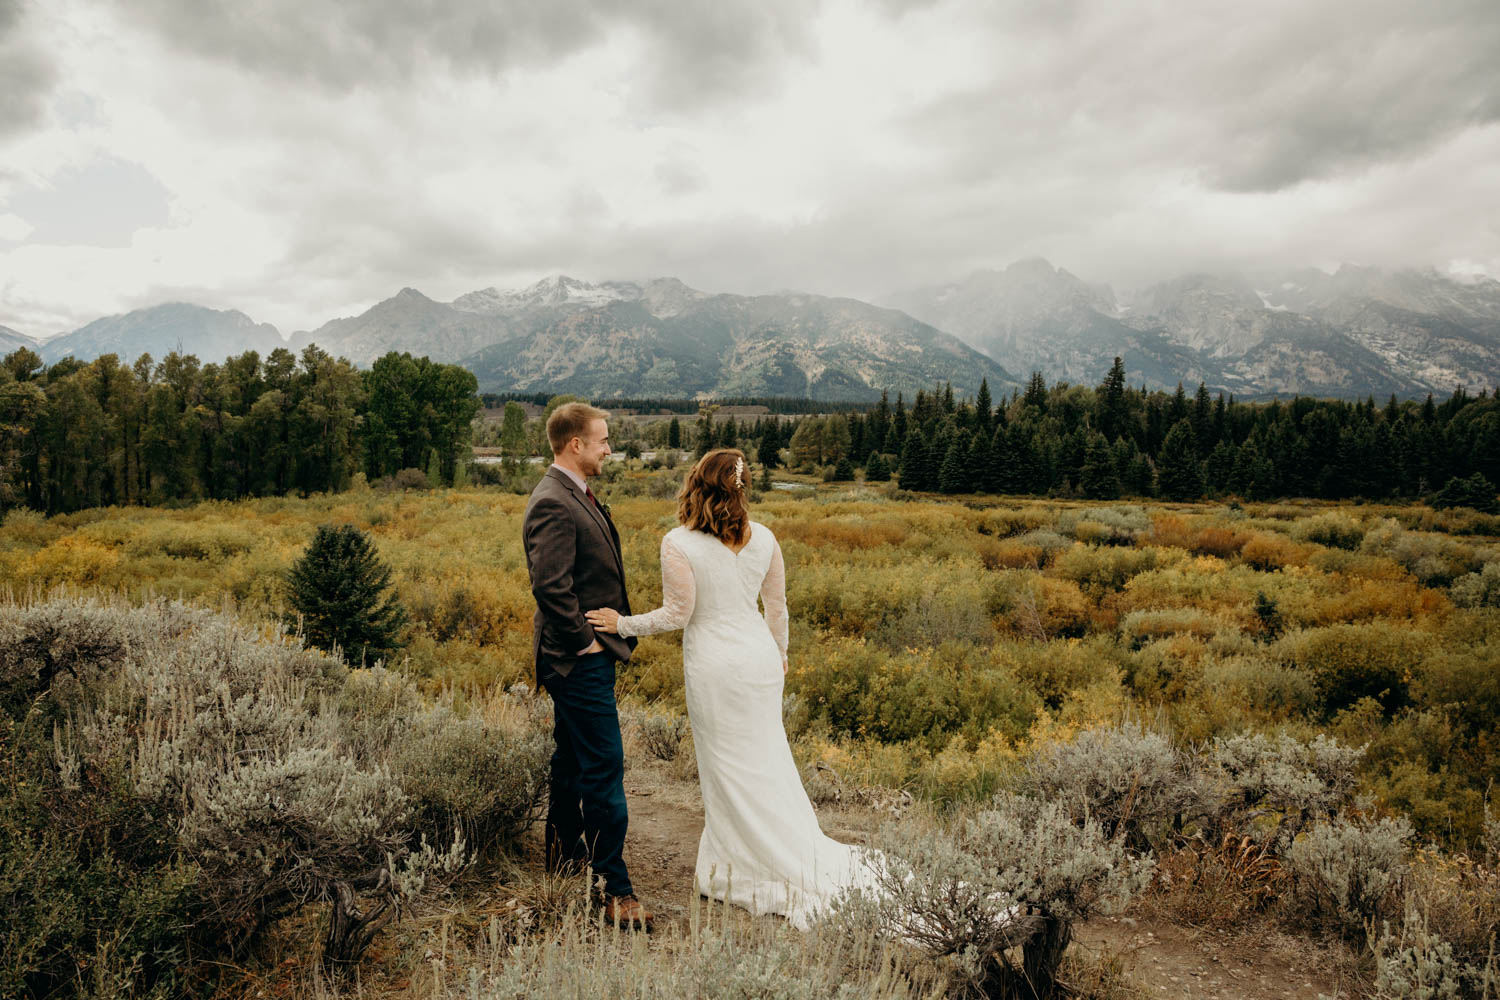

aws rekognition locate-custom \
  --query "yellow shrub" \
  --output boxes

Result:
[17,536,122,587]
[1240,532,1317,570]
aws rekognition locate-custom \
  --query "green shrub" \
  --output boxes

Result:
[0,595,548,989]
[1286,814,1412,943]
[0,717,201,999]
[1009,636,1124,711]
[1431,473,1500,514]
[394,705,550,853]
[1200,654,1318,719]
[1054,544,1158,595]
[1291,511,1367,550]
[871,590,997,651]
[1276,623,1424,717]
[790,639,1040,748]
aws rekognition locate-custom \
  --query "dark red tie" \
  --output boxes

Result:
[585,486,599,509]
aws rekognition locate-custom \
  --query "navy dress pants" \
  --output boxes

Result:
[539,651,633,897]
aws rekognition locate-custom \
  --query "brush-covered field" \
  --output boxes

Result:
[3,468,1499,998]
[5,470,1498,844]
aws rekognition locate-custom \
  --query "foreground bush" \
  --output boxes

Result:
[0,595,547,996]
[1203,731,1364,849]
[1373,901,1498,999]
[1020,722,1200,853]
[837,793,1153,998]
[1285,814,1413,943]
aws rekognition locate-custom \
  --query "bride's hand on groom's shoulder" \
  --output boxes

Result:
[586,608,620,634]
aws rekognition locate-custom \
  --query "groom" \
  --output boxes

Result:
[522,402,652,930]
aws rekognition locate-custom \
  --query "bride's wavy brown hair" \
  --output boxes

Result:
[678,448,750,546]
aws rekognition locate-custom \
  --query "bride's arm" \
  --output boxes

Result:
[760,536,789,668]
[611,535,696,638]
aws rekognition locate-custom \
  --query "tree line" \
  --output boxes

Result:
[750,362,1500,506]
[0,345,479,515]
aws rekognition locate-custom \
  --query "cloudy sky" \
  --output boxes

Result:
[2,0,1498,339]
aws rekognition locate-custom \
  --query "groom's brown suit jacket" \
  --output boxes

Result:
[523,466,636,683]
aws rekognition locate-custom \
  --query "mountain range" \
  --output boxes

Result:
[889,259,1500,399]
[281,277,1013,400]
[7,263,1499,400]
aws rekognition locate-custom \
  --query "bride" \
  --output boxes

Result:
[585,447,881,929]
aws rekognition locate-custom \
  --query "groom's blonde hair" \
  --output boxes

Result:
[679,448,750,546]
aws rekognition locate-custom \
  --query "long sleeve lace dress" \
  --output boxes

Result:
[615,521,881,928]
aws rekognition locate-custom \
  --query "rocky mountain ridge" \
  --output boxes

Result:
[12,263,1499,399]
[289,276,1014,400]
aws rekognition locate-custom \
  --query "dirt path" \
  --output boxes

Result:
[619,771,1353,999]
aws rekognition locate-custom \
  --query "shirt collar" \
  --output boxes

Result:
[550,462,589,494]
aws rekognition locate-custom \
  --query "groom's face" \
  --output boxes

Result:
[576,417,611,477]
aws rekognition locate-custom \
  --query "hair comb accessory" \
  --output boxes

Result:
[733,456,744,489]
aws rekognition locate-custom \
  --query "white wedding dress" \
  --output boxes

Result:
[616,521,883,929]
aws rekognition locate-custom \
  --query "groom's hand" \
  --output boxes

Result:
[586,608,621,634]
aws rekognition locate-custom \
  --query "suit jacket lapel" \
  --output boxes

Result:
[547,467,626,579]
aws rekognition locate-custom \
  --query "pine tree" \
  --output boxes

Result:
[757,432,781,469]
[695,409,715,458]
[891,392,907,445]
[1168,382,1189,424]
[831,455,855,481]
[1125,450,1154,497]
[965,430,989,493]
[870,390,891,453]
[899,431,928,491]
[1078,435,1121,500]
[1204,440,1237,494]
[938,437,968,494]
[1023,371,1048,409]
[865,450,891,482]
[975,378,993,436]
[1156,419,1204,500]
[667,416,681,449]
[1096,356,1127,440]
[988,425,1017,494]
[1192,382,1213,453]
[286,523,409,665]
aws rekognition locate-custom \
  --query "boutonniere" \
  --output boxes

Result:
[599,499,613,518]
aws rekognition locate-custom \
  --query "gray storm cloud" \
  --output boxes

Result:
[0,0,54,137]
[1,0,1498,337]
[115,0,823,111]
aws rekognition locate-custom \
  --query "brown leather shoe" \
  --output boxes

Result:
[601,893,654,932]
